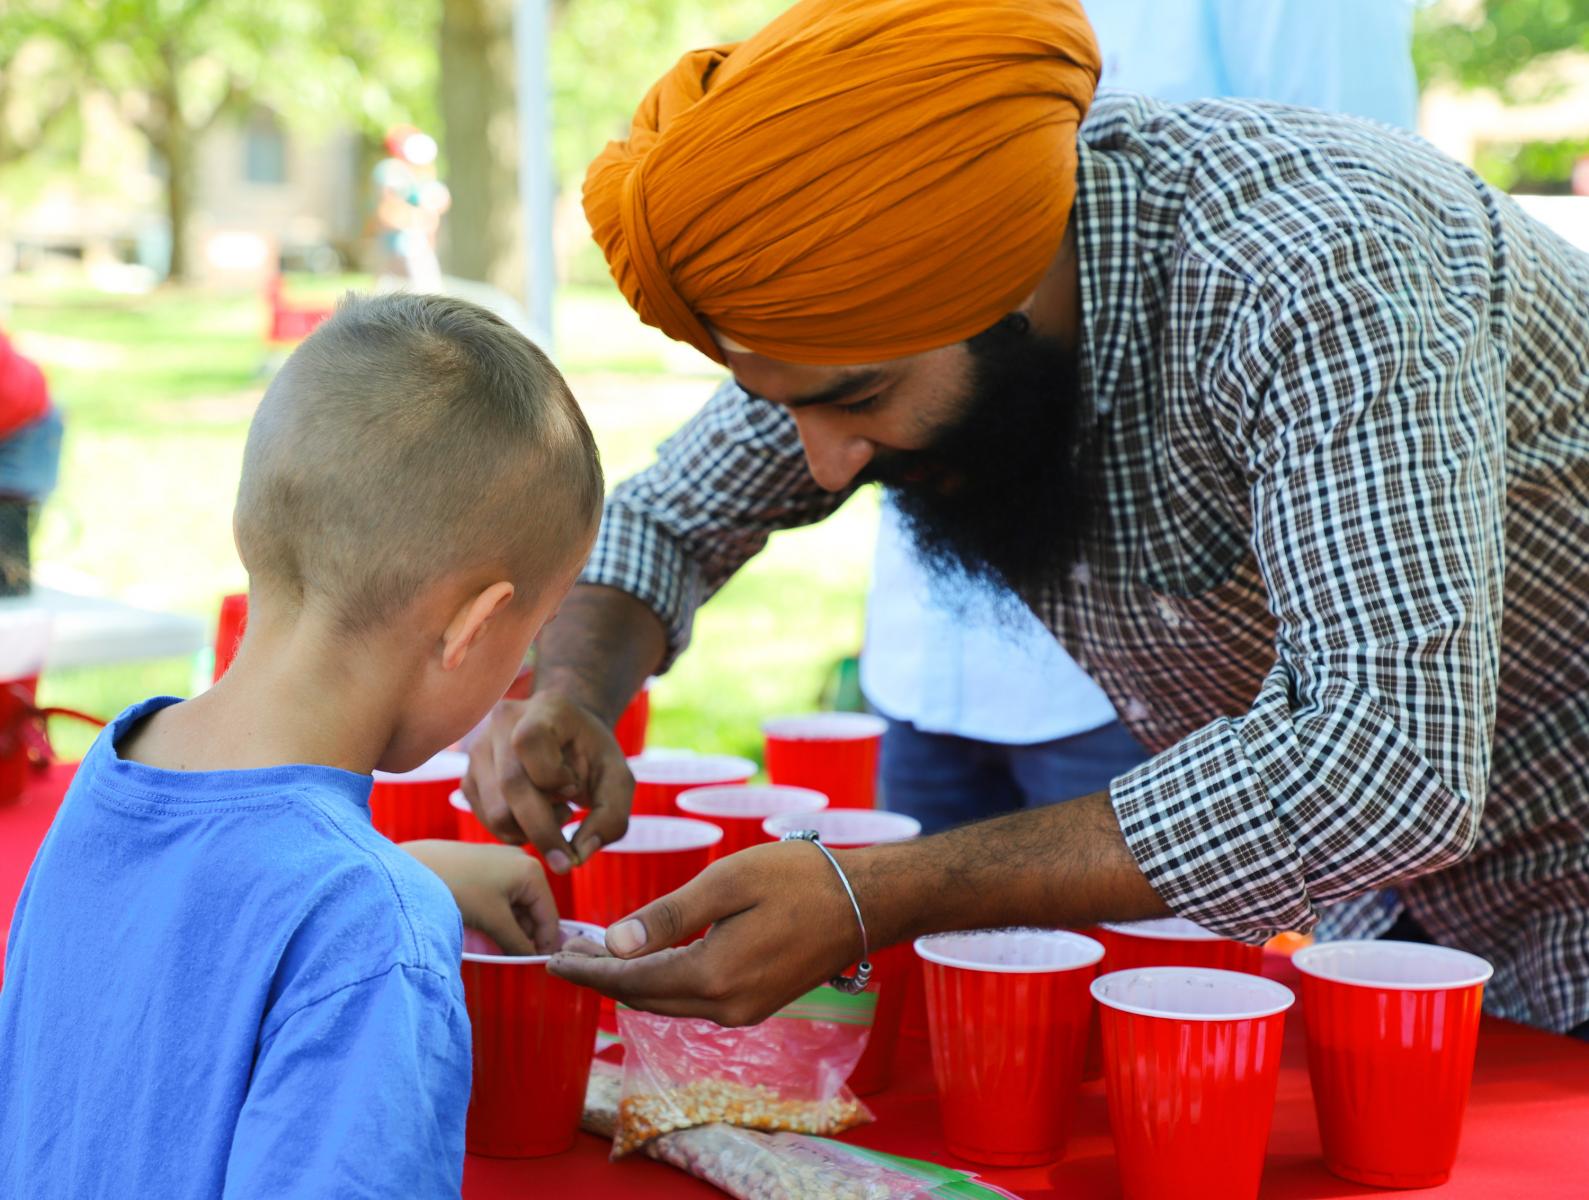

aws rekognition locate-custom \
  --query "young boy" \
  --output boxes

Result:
[0,293,604,1197]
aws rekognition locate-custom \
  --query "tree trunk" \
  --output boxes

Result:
[439,0,525,300]
[150,49,197,285]
[162,123,196,283]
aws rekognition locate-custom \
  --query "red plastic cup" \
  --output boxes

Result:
[1093,967,1295,1200]
[502,662,535,701]
[1095,917,1265,974]
[762,713,886,809]
[847,941,915,1097]
[676,784,828,860]
[368,750,467,843]
[450,790,576,916]
[628,754,755,817]
[763,807,920,1093]
[1086,917,1262,1082]
[613,680,652,756]
[914,928,1102,1166]
[460,920,605,1157]
[761,807,921,848]
[1294,940,1493,1189]
[561,815,722,932]
[1,675,39,807]
[900,953,929,1041]
[213,592,248,681]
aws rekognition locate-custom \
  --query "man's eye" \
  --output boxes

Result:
[836,394,879,415]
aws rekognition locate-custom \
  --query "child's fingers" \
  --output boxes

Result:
[510,855,565,954]
[465,891,538,957]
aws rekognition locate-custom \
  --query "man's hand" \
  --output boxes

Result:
[402,840,562,956]
[547,841,866,1027]
[461,693,633,872]
[547,792,1169,1024]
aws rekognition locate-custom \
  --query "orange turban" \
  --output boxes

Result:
[584,0,1100,367]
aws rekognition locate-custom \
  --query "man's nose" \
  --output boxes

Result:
[794,413,874,492]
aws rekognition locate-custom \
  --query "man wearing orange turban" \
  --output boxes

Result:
[585,0,1098,367]
[464,0,1589,1040]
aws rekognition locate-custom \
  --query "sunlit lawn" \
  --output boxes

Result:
[8,276,877,762]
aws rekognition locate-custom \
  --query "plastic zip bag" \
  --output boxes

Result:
[613,987,876,1157]
[585,1061,1020,1200]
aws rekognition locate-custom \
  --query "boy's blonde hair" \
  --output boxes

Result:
[235,292,602,630]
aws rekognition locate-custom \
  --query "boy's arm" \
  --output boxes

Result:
[401,840,561,955]
[223,965,470,1199]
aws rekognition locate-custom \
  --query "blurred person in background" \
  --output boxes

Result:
[0,328,62,597]
[862,0,1418,837]
[373,125,452,290]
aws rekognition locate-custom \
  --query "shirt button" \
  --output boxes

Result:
[1155,597,1182,627]
[1070,561,1092,586]
[1123,698,1151,723]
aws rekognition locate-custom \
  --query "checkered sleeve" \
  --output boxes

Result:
[1111,224,1506,941]
[579,380,852,669]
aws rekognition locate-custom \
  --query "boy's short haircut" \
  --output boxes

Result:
[235,292,603,629]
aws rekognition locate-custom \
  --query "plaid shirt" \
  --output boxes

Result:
[582,95,1589,1032]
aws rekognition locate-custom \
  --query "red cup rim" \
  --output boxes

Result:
[676,784,828,820]
[762,808,921,846]
[1098,916,1226,942]
[761,712,887,741]
[914,928,1105,974]
[1292,939,1494,991]
[461,919,606,965]
[1091,966,1295,1021]
[373,749,468,784]
[563,815,724,853]
[627,754,757,785]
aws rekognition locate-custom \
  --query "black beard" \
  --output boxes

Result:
[860,315,1096,606]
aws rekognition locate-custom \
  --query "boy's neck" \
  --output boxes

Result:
[121,601,419,776]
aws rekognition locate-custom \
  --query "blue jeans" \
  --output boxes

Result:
[878,717,1149,835]
[0,407,64,501]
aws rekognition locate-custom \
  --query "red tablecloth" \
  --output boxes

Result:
[7,763,1589,1198]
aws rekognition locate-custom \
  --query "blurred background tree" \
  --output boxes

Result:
[1415,0,1589,101]
[27,0,435,281]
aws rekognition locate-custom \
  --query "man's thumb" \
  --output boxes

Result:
[604,876,717,958]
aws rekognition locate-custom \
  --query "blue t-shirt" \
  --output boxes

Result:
[0,698,471,1199]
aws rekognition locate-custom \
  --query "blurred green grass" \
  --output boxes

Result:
[9,277,876,763]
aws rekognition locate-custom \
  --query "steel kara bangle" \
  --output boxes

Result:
[780,829,873,994]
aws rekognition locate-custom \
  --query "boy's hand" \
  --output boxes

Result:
[401,841,561,956]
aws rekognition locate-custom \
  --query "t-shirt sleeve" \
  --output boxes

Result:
[223,964,471,1200]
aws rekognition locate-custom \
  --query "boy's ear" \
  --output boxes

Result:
[441,581,516,671]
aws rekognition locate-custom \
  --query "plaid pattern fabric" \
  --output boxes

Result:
[582,95,1589,1031]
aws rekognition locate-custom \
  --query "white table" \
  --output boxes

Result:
[0,586,205,670]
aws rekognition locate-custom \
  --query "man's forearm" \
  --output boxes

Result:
[845,790,1169,948]
[533,584,668,726]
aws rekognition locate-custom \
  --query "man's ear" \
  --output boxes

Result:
[441,581,515,671]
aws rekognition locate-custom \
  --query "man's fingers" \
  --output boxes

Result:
[511,713,583,796]
[547,944,736,1022]
[465,718,529,845]
[569,754,633,865]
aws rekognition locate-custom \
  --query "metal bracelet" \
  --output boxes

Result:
[780,829,873,994]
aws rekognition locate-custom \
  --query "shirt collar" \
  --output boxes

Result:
[1073,95,1156,419]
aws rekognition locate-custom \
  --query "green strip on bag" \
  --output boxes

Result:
[821,1141,973,1186]
[777,985,879,1027]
